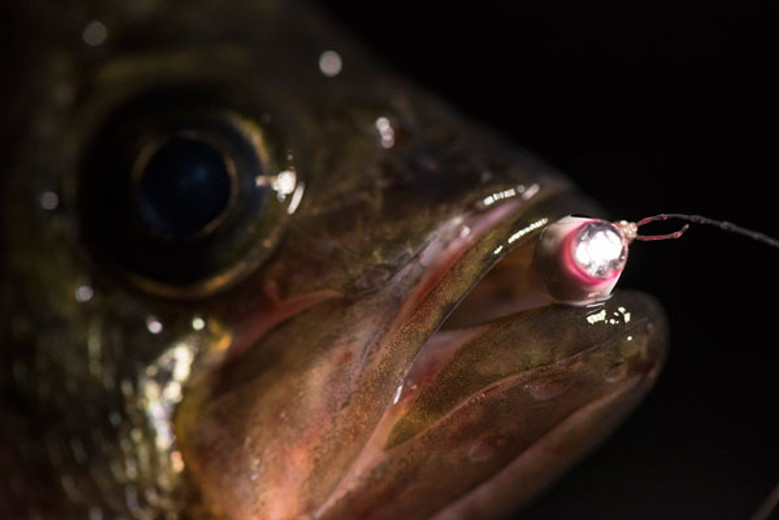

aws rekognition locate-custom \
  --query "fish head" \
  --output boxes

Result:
[0,1,667,519]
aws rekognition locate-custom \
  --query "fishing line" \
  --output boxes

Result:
[629,215,779,520]
[623,213,779,248]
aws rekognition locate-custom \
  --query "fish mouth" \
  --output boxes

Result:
[178,193,667,520]
[313,195,668,519]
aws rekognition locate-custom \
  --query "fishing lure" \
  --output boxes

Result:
[534,213,779,306]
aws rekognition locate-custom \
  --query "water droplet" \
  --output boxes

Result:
[287,182,305,215]
[392,384,403,405]
[75,284,94,302]
[39,191,60,210]
[82,20,108,46]
[271,170,297,196]
[318,50,342,77]
[375,116,395,148]
[145,317,163,334]
[191,316,206,331]
[170,450,185,473]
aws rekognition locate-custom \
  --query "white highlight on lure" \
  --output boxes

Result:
[318,50,343,77]
[572,222,626,279]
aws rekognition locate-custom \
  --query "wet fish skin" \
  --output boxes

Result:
[0,1,667,519]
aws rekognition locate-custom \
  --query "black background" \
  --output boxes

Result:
[323,4,778,520]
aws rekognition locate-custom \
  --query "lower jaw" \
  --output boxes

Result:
[318,325,662,520]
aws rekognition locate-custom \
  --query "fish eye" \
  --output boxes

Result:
[135,135,235,239]
[78,88,299,298]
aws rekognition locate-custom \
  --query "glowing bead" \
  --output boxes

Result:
[533,217,629,306]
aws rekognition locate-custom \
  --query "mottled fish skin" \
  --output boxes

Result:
[0,1,667,519]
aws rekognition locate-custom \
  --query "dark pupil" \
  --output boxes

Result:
[137,137,232,237]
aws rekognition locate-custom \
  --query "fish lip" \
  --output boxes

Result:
[389,289,667,442]
[441,308,664,403]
